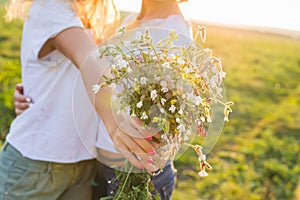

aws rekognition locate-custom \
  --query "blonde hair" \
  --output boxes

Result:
[5,0,120,42]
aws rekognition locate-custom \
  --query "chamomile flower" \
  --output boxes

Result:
[136,101,143,108]
[198,170,208,177]
[162,61,170,68]
[194,96,203,106]
[161,98,167,106]
[141,112,148,120]
[151,90,158,101]
[169,105,176,113]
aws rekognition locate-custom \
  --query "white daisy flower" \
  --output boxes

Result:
[198,170,208,177]
[162,61,170,68]
[194,96,202,106]
[178,104,185,115]
[118,59,129,69]
[200,116,206,122]
[136,101,143,108]
[161,98,166,106]
[151,90,158,101]
[169,105,176,113]
[141,112,148,120]
[177,124,186,133]
[161,87,169,93]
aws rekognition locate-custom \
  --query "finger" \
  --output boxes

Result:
[147,133,162,149]
[133,152,160,173]
[15,108,24,116]
[117,118,140,137]
[14,90,31,103]
[112,128,146,169]
[129,116,158,138]
[134,149,166,172]
[114,126,154,155]
[114,140,144,170]
[118,120,156,153]
[112,127,159,172]
[14,101,31,110]
[150,132,162,141]
[122,136,159,172]
[15,83,24,94]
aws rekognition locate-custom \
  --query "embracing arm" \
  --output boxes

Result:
[14,28,94,115]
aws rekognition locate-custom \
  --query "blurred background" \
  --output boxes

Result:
[0,0,299,199]
[116,0,300,32]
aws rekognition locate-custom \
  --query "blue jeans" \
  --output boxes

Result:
[92,161,176,200]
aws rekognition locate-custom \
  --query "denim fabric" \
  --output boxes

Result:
[151,162,177,200]
[0,142,96,200]
[92,161,176,200]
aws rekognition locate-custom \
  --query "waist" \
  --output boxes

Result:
[2,142,96,171]
[6,126,97,162]
[96,148,125,167]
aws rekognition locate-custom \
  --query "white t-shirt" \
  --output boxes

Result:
[7,0,100,163]
[95,13,193,154]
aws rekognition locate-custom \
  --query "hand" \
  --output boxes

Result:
[14,83,33,115]
[110,116,165,173]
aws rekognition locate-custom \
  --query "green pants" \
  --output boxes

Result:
[0,142,96,200]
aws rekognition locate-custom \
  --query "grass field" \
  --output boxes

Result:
[171,25,300,200]
[0,4,300,200]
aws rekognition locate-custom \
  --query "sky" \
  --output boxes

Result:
[114,0,300,32]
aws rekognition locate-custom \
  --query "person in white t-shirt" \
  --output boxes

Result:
[0,0,160,199]
[12,0,193,200]
[92,1,193,199]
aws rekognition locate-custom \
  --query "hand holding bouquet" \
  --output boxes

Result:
[91,27,233,199]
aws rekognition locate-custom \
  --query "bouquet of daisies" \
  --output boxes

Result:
[92,27,233,199]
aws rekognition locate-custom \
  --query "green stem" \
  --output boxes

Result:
[114,164,133,200]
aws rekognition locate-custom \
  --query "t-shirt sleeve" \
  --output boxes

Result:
[24,0,83,59]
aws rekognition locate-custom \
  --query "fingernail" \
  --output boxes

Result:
[26,97,31,102]
[29,103,33,107]
[146,135,153,141]
[149,150,155,156]
[147,157,153,163]
[139,164,145,169]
